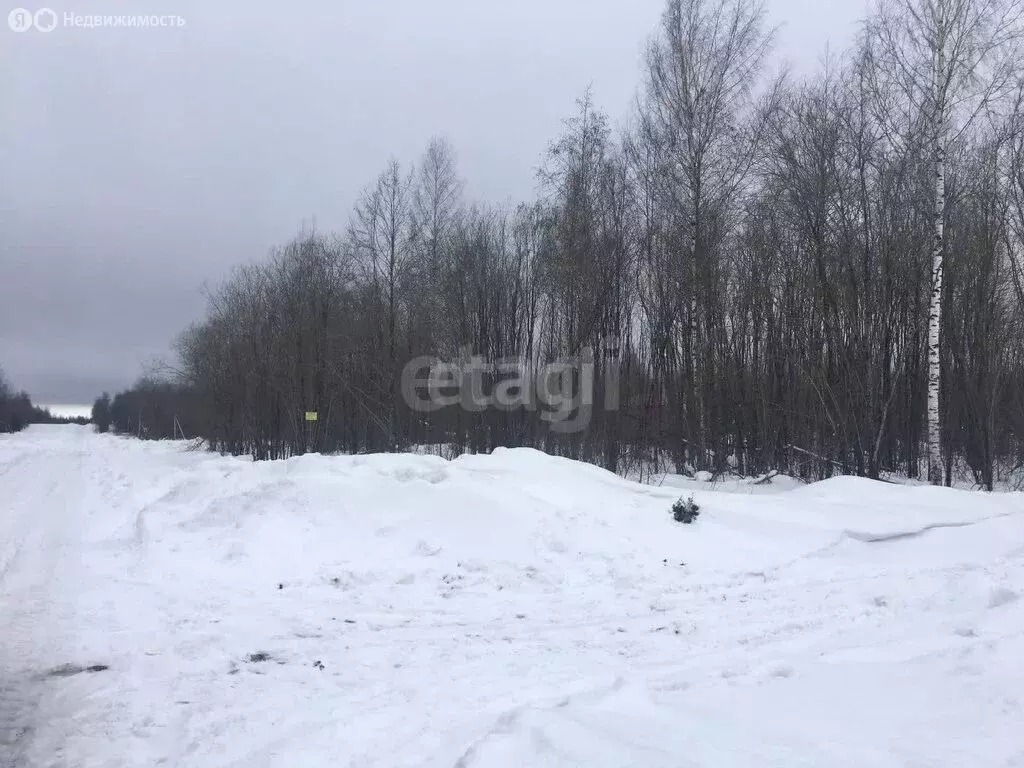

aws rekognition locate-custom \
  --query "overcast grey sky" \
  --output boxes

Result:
[1,0,867,404]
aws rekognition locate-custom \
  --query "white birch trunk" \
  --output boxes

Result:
[689,207,702,467]
[927,29,947,486]
[926,137,945,484]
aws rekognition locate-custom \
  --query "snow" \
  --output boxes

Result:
[1,425,1023,767]
[36,405,92,420]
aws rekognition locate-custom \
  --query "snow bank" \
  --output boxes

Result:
[1,425,1022,767]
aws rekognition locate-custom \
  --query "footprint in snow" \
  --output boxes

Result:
[414,540,442,557]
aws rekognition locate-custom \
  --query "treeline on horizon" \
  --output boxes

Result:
[0,368,90,433]
[98,0,1024,489]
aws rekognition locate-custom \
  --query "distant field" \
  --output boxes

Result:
[39,404,92,420]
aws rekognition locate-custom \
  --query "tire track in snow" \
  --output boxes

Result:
[0,674,37,768]
[0,469,65,767]
[0,430,96,767]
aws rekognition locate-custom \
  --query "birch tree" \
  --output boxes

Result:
[872,0,1022,483]
[110,0,1024,479]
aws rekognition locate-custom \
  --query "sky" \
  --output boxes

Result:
[1,0,868,404]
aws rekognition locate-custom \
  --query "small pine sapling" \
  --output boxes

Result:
[672,495,701,524]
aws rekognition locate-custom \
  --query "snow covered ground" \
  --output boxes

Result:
[1,425,1023,767]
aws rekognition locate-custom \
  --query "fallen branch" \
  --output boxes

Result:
[786,444,849,469]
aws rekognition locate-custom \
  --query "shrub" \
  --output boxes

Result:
[671,495,701,524]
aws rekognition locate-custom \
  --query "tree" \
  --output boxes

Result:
[411,137,464,359]
[92,392,112,433]
[871,0,1024,483]
[104,0,1024,486]
[349,159,416,446]
[639,0,780,470]
[0,367,50,433]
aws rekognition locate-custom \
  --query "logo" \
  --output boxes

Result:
[7,10,186,31]
[8,7,33,30]
[34,7,56,31]
[7,7,56,31]
[400,341,622,435]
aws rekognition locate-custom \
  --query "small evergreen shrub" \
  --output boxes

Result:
[672,495,701,524]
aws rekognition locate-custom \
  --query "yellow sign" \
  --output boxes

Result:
[305,411,319,422]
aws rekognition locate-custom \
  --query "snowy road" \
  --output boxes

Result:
[1,426,1023,766]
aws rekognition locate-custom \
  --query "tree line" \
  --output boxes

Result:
[0,367,48,433]
[0,367,89,432]
[101,0,1024,488]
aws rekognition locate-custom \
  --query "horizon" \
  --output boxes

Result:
[37,404,93,420]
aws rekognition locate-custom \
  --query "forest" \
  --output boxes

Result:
[99,0,1024,489]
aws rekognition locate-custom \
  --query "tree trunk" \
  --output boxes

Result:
[927,131,946,485]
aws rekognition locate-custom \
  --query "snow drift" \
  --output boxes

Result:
[1,425,1022,767]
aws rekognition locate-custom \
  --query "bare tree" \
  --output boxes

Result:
[106,0,1024,487]
[640,0,780,470]
[871,0,1023,483]
[349,159,416,445]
